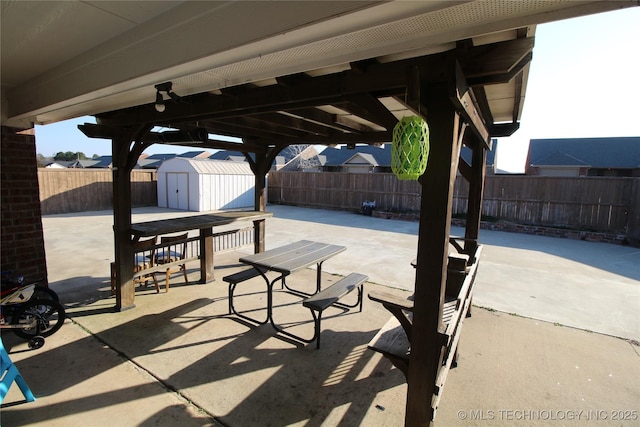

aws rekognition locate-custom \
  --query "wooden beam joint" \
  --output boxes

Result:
[450,62,490,149]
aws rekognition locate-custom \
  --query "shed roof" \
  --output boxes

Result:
[157,157,253,175]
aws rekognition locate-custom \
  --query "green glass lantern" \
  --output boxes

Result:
[391,116,430,180]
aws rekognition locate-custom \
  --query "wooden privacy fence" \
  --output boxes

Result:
[37,169,640,241]
[456,176,637,234]
[267,172,640,237]
[38,169,157,215]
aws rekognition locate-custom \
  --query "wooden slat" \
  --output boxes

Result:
[368,297,458,362]
[303,272,367,311]
[239,240,346,274]
[368,316,410,359]
[368,290,414,311]
[131,212,272,237]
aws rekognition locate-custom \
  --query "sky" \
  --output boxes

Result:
[35,7,640,172]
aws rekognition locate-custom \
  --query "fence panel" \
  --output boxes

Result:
[268,172,638,234]
[39,169,157,215]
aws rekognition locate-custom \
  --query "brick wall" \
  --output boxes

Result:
[1,126,48,284]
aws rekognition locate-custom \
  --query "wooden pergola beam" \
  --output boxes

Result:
[254,130,393,147]
[450,62,490,148]
[97,40,528,130]
[458,37,534,84]
[341,93,399,131]
[283,107,361,134]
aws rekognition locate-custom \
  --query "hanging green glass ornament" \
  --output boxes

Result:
[391,116,430,180]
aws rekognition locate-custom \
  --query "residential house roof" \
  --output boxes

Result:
[322,145,391,167]
[177,151,212,159]
[322,142,497,169]
[461,139,497,168]
[211,147,304,166]
[136,158,164,169]
[209,151,246,161]
[527,137,640,169]
[346,152,379,166]
[530,151,590,167]
[90,156,112,168]
[145,153,181,161]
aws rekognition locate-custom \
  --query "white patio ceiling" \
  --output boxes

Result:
[1,0,635,129]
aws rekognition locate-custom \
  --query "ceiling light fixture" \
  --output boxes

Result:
[155,91,165,112]
[154,82,180,112]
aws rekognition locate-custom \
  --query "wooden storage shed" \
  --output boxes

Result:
[157,158,256,211]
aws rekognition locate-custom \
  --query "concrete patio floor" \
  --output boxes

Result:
[2,205,639,426]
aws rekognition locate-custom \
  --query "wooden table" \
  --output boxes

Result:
[235,240,345,342]
[130,211,272,283]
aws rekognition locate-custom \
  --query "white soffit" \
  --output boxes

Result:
[1,0,634,127]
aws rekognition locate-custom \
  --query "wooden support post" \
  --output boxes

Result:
[112,137,135,311]
[407,74,463,425]
[247,147,280,254]
[464,141,487,256]
[200,227,214,283]
[254,170,267,253]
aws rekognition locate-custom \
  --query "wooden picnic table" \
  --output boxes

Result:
[130,211,272,283]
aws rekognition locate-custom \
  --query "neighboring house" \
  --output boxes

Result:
[526,137,640,177]
[53,159,99,168]
[209,150,247,161]
[44,162,67,169]
[277,146,324,171]
[136,158,164,169]
[321,144,391,173]
[320,140,497,174]
[144,153,181,162]
[461,138,498,175]
[211,146,321,171]
[88,156,112,168]
[177,151,212,159]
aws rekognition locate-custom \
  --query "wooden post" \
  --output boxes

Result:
[200,227,214,282]
[112,137,135,311]
[464,141,487,256]
[407,76,463,425]
[254,170,267,253]
[248,148,280,254]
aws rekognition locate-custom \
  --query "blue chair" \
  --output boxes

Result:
[0,338,35,403]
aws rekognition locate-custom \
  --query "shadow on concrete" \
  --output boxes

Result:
[2,285,405,426]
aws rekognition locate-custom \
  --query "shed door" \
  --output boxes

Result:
[166,173,189,210]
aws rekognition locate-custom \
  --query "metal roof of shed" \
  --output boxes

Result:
[157,157,253,175]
